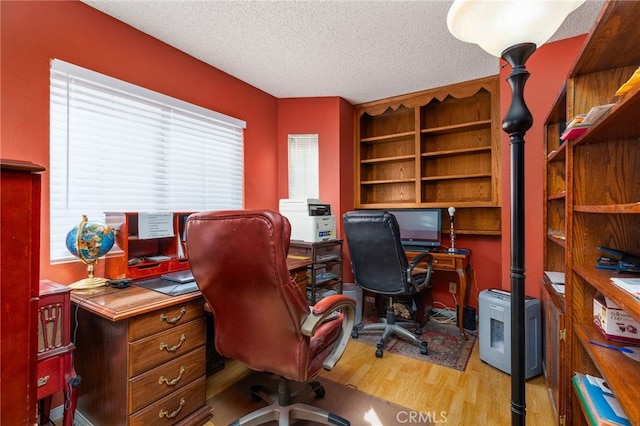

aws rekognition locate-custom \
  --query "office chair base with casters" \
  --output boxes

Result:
[352,297,428,358]
[231,375,350,426]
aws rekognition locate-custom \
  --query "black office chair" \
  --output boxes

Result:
[343,210,433,358]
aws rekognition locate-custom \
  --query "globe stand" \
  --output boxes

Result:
[68,263,108,290]
[66,214,115,290]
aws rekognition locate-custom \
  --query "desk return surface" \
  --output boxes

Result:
[71,285,212,426]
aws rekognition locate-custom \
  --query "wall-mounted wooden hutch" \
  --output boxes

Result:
[354,75,501,235]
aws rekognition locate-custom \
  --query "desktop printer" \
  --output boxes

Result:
[279,198,336,242]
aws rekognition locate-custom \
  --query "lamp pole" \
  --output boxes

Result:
[500,42,535,426]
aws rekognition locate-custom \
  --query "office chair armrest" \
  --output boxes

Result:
[300,294,356,371]
[407,252,433,291]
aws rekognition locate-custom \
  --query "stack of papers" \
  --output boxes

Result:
[544,271,565,295]
[610,277,640,299]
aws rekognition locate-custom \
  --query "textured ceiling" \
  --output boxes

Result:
[81,0,605,105]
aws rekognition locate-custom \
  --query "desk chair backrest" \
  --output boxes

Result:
[343,210,413,296]
[185,210,313,380]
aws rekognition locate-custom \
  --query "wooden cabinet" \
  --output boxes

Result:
[37,280,78,426]
[71,286,212,425]
[289,240,343,305]
[354,76,501,235]
[543,1,640,424]
[540,281,566,424]
[105,212,192,280]
[542,85,569,424]
[0,159,45,425]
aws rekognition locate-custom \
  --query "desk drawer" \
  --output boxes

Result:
[130,376,206,426]
[129,318,206,376]
[431,255,456,270]
[130,299,205,341]
[36,355,64,399]
[129,346,206,413]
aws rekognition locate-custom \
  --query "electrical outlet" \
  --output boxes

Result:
[449,282,457,294]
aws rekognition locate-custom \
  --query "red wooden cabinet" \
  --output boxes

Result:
[0,159,44,425]
[37,280,78,426]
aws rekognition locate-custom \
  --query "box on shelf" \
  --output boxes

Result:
[593,292,640,344]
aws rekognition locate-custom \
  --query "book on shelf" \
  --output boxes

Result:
[560,114,587,141]
[572,372,630,426]
[560,104,615,141]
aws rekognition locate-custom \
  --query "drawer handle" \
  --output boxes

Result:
[160,307,187,325]
[158,398,185,419]
[37,375,50,387]
[159,334,186,352]
[159,366,186,386]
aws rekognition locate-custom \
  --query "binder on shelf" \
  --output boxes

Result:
[572,372,630,426]
[596,247,640,274]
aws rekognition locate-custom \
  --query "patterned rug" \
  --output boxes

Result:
[353,308,476,371]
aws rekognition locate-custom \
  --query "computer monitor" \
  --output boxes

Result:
[388,208,442,250]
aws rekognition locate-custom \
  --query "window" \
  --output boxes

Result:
[50,59,246,262]
[287,134,319,198]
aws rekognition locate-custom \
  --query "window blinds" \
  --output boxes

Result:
[50,59,245,262]
[287,134,319,199]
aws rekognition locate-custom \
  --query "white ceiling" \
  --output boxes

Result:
[81,0,605,105]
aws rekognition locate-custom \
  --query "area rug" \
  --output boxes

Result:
[207,371,430,426]
[353,314,476,371]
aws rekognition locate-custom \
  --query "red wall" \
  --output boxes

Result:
[276,97,356,277]
[498,35,586,297]
[1,1,279,284]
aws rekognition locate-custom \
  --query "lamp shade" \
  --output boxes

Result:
[447,0,586,57]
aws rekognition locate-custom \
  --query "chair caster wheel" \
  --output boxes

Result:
[309,381,326,398]
[420,342,428,355]
[250,385,266,402]
[351,328,359,338]
[415,327,422,336]
[375,343,384,358]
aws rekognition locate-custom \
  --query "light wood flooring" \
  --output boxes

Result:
[205,335,555,425]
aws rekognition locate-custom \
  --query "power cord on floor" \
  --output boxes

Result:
[430,295,458,324]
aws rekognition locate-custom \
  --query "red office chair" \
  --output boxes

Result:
[185,210,356,426]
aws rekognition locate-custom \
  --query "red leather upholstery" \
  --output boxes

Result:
[186,209,354,383]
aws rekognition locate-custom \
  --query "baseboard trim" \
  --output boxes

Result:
[48,405,93,426]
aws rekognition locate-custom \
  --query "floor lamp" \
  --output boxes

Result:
[447,1,585,424]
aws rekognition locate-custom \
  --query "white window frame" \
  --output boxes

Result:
[287,134,319,199]
[50,59,246,262]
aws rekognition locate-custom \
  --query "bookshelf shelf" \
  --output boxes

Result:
[574,325,640,425]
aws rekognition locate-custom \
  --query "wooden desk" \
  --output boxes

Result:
[71,285,213,426]
[71,260,310,425]
[406,250,474,339]
[286,257,313,272]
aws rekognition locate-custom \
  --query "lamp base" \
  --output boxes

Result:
[68,276,108,290]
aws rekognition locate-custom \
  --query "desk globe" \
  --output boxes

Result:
[66,215,115,289]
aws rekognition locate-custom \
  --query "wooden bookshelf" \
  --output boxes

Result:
[354,76,501,235]
[542,1,640,424]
